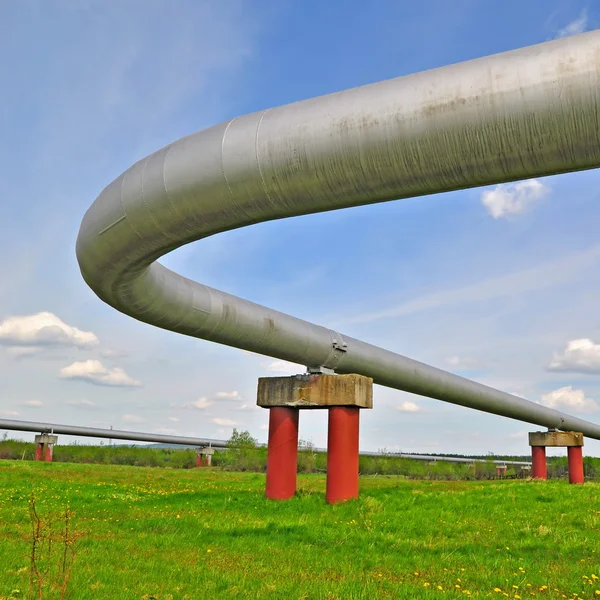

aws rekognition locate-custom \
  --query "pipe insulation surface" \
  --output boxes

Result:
[77,32,600,438]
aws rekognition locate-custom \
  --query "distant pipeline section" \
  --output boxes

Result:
[0,417,531,466]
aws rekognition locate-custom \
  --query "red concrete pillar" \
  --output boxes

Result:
[265,407,299,500]
[326,406,360,504]
[568,446,584,484]
[531,446,547,480]
[44,444,53,462]
[34,443,43,461]
[196,453,203,467]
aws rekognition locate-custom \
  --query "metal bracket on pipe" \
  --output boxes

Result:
[308,338,348,375]
[307,366,336,375]
[316,333,348,374]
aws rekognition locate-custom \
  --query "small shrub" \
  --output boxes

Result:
[24,493,83,600]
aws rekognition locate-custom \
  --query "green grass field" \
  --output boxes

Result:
[1,460,599,599]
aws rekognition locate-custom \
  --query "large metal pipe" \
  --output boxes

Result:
[77,32,600,438]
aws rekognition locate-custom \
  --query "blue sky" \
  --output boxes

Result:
[1,0,600,456]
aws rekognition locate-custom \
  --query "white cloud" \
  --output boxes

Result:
[555,10,588,38]
[122,414,146,424]
[539,386,598,413]
[548,338,600,374]
[22,400,43,407]
[66,399,96,408]
[213,418,236,426]
[0,312,98,348]
[481,179,550,219]
[0,410,20,417]
[263,360,305,375]
[216,391,241,399]
[182,397,213,410]
[59,360,142,387]
[168,417,180,422]
[397,401,420,412]
[339,244,600,325]
[154,427,177,435]
[446,356,483,370]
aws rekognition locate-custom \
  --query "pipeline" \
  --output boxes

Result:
[77,32,600,438]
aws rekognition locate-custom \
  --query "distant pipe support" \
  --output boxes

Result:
[266,407,299,500]
[531,446,547,480]
[34,434,57,463]
[203,447,214,466]
[326,407,360,504]
[568,446,584,484]
[196,447,215,467]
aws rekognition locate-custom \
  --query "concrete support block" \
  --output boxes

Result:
[202,448,214,467]
[266,407,299,500]
[496,465,507,477]
[196,447,215,467]
[259,373,372,502]
[326,406,360,504]
[257,374,373,409]
[34,434,57,463]
[568,446,584,484]
[529,431,585,483]
[528,431,583,447]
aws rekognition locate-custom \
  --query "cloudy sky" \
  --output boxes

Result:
[1,0,600,457]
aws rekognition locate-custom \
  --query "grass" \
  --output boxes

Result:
[0,460,599,599]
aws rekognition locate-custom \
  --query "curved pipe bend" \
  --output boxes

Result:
[77,31,600,439]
